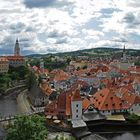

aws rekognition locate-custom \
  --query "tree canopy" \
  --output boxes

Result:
[5,115,48,140]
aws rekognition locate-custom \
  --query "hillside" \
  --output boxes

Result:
[26,47,140,58]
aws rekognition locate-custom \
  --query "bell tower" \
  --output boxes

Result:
[122,44,126,62]
[14,38,20,56]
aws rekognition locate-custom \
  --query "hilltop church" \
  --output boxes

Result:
[111,45,134,70]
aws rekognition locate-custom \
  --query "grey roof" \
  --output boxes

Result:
[83,113,105,121]
[72,120,87,128]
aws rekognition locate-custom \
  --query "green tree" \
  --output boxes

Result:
[76,66,80,71]
[26,71,36,91]
[9,65,29,80]
[9,72,19,81]
[135,61,140,66]
[127,113,140,123]
[66,58,71,65]
[0,74,11,89]
[82,65,87,69]
[4,74,11,87]
[5,115,48,140]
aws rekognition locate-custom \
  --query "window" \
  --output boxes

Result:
[105,103,108,106]
[88,108,93,111]
[76,104,78,107]
[76,109,78,113]
[76,115,78,118]
[112,103,115,106]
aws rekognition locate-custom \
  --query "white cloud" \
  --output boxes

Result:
[0,0,140,55]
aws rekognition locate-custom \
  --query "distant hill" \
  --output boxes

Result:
[25,47,140,58]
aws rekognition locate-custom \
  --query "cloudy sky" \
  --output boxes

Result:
[0,0,140,55]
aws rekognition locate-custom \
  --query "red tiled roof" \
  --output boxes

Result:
[66,93,71,116]
[0,57,9,62]
[82,98,91,111]
[51,69,70,81]
[45,101,58,116]
[6,56,24,61]
[91,87,136,111]
[134,96,140,104]
[134,77,140,84]
[72,89,82,101]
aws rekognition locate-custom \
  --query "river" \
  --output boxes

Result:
[0,97,20,118]
[108,133,140,140]
[0,96,140,140]
[0,95,21,139]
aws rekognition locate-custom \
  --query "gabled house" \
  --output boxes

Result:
[90,87,140,115]
[49,69,70,91]
[82,98,97,114]
[45,88,87,128]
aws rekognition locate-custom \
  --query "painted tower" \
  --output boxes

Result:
[14,39,20,56]
[71,89,82,120]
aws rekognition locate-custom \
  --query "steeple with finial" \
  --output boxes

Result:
[14,38,20,56]
[122,44,126,62]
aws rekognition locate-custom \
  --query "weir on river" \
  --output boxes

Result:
[0,107,44,122]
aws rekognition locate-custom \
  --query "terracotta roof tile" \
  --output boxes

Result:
[51,69,70,81]
[91,87,136,111]
[72,89,82,101]
[82,98,91,111]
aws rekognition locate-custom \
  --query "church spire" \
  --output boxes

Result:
[16,38,18,43]
[123,44,125,53]
[122,44,126,62]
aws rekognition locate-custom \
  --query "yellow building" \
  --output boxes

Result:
[0,57,9,73]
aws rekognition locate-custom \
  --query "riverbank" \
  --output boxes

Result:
[1,92,140,140]
[17,89,32,113]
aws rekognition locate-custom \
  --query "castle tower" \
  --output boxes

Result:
[14,39,20,56]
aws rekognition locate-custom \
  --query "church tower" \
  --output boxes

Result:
[122,44,126,62]
[14,39,20,56]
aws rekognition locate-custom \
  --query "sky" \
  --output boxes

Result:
[0,0,140,55]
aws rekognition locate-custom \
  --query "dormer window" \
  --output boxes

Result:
[112,103,115,106]
[105,103,108,106]
[110,97,113,100]
[119,103,122,106]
